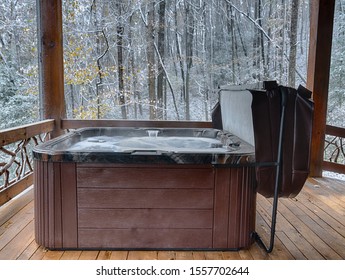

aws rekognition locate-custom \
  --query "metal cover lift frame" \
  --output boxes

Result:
[252,86,288,253]
[216,82,313,253]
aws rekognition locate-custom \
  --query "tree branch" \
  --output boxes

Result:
[224,0,306,84]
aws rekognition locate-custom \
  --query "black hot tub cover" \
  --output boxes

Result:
[217,81,314,198]
[250,83,314,198]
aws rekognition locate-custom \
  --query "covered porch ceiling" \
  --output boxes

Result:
[36,0,337,177]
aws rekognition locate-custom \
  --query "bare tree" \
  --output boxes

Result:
[184,0,194,120]
[116,1,127,119]
[288,0,299,87]
[147,1,156,119]
[157,0,166,119]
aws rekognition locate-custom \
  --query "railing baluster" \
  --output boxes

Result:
[0,119,55,205]
[324,125,345,174]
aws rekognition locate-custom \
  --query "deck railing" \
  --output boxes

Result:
[0,119,55,206]
[323,124,345,174]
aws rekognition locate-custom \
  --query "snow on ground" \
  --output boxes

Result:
[322,171,345,181]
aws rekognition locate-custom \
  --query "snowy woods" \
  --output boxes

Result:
[0,0,344,128]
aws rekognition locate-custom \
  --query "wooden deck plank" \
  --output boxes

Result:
[280,196,345,259]
[221,251,242,260]
[157,250,176,260]
[109,251,129,260]
[0,177,344,260]
[96,251,113,260]
[278,199,343,259]
[29,246,48,260]
[17,240,41,260]
[192,251,206,260]
[310,177,345,199]
[127,251,158,260]
[60,251,83,260]
[257,196,325,259]
[0,187,34,226]
[175,251,194,260]
[0,201,34,250]
[275,232,306,260]
[301,184,345,228]
[297,192,345,238]
[0,220,35,260]
[304,180,345,214]
[42,250,64,260]
[78,251,99,260]
[254,210,294,260]
[238,249,253,260]
[204,251,224,260]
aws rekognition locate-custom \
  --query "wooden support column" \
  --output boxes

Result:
[37,0,65,138]
[306,0,335,177]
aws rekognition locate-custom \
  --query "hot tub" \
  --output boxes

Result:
[33,127,256,250]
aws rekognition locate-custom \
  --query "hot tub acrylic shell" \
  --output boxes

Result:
[33,127,257,250]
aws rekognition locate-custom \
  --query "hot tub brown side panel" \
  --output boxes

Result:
[34,160,78,249]
[34,161,256,250]
[213,166,257,249]
[76,164,215,249]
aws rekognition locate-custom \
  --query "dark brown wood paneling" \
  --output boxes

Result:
[78,209,213,229]
[227,168,242,248]
[213,168,230,248]
[78,188,213,209]
[47,162,55,248]
[77,166,214,189]
[213,166,256,249]
[238,167,257,247]
[36,161,256,249]
[51,162,62,248]
[34,160,63,249]
[78,228,213,249]
[60,163,77,248]
[33,160,43,246]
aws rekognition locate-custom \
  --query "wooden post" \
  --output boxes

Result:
[306,0,335,177]
[37,0,65,138]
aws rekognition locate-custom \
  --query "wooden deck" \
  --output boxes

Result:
[0,176,344,260]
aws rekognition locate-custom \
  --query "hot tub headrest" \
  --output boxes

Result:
[216,81,314,198]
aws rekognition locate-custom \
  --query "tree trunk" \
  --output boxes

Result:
[175,0,186,105]
[185,1,194,120]
[147,2,156,119]
[252,0,260,80]
[279,0,286,83]
[288,0,299,87]
[117,25,127,119]
[92,0,103,119]
[156,0,166,120]
[115,1,127,119]
[266,1,273,73]
[227,3,236,83]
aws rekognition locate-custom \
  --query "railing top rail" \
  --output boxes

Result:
[0,119,55,147]
[326,124,345,138]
